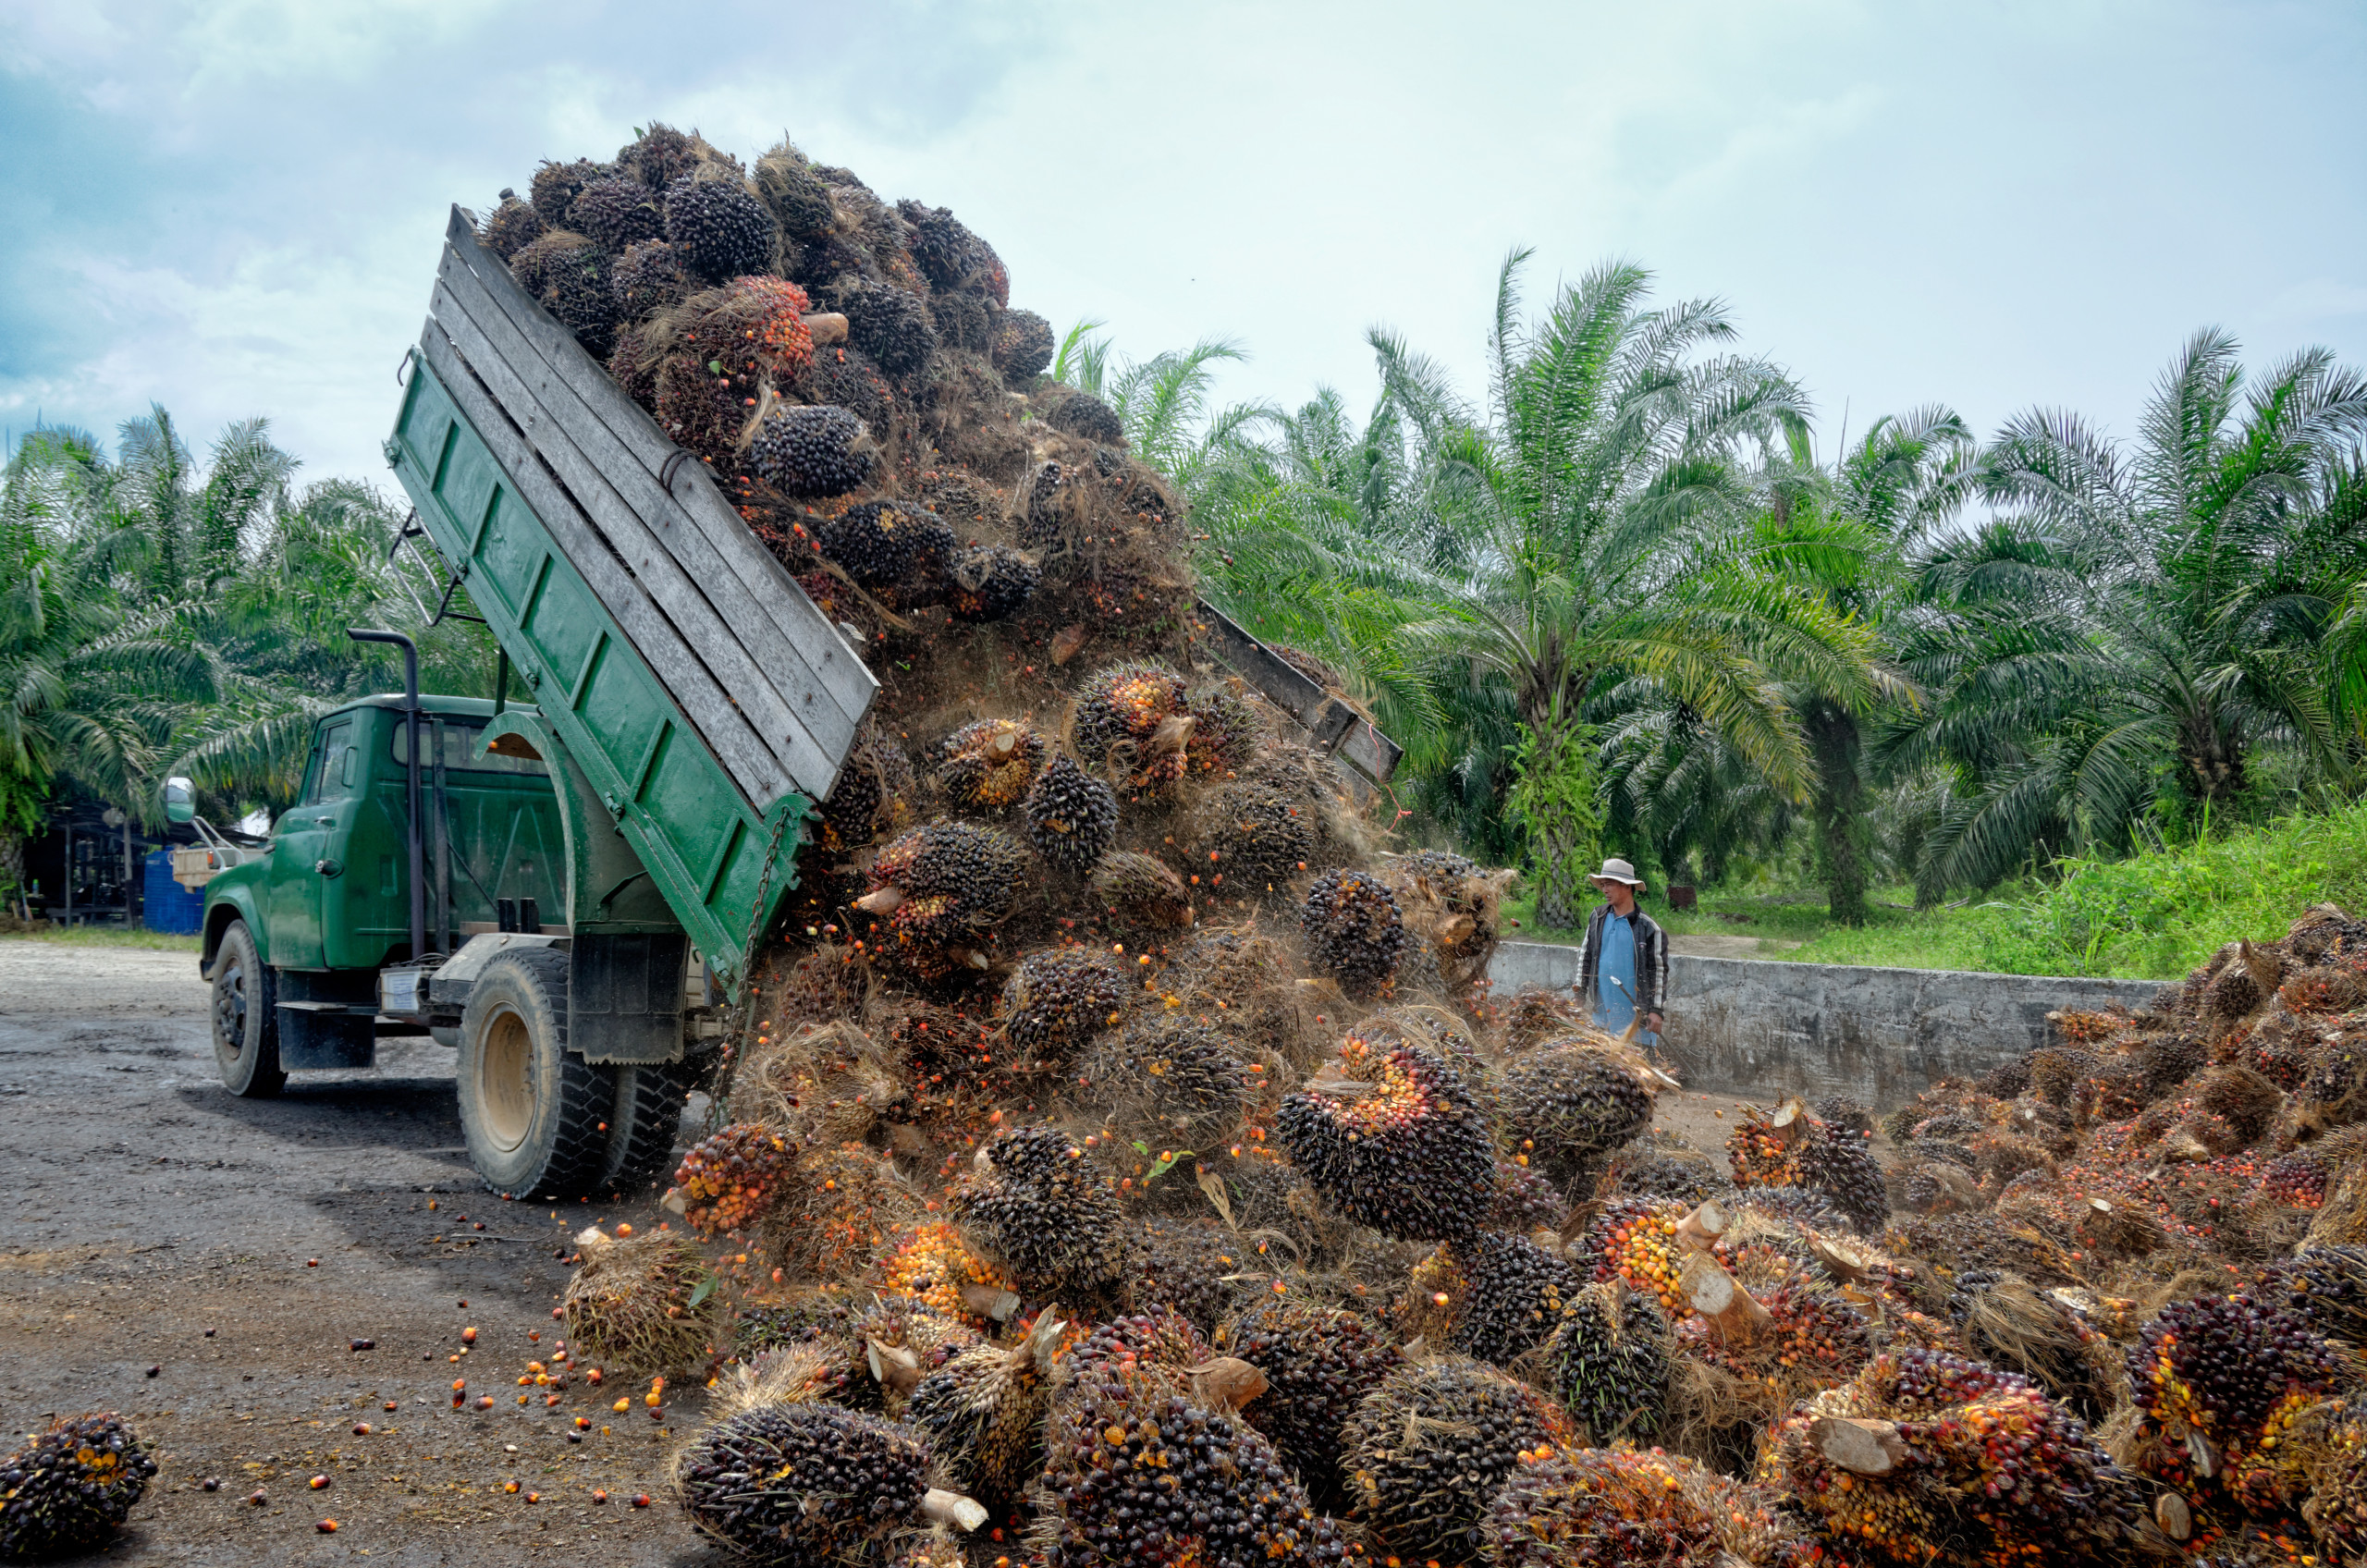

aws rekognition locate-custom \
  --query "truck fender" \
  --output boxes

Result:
[200,889,266,980]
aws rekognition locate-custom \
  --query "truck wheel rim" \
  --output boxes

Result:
[215,961,248,1057]
[478,1008,534,1153]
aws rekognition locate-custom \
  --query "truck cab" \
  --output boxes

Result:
[200,696,561,978]
[193,692,714,1199]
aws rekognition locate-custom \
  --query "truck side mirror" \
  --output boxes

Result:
[163,778,197,825]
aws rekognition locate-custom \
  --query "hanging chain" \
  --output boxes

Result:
[705,796,797,1130]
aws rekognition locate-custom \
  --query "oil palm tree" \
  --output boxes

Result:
[1885,331,2367,896]
[1208,252,1881,924]
[1746,407,1973,921]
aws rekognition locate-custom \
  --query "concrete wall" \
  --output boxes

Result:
[1486,941,2166,1109]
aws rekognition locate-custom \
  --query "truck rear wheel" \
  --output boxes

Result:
[210,920,286,1098]
[601,1060,697,1195]
[458,949,607,1198]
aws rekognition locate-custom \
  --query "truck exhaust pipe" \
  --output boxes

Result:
[349,629,427,962]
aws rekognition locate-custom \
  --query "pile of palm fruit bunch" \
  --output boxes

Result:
[491,128,2367,1568]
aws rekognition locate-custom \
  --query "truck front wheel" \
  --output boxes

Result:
[458,949,608,1198]
[210,920,286,1098]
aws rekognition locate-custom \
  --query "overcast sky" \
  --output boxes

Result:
[3,1,2361,487]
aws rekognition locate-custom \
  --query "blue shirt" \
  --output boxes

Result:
[1596,911,1639,1033]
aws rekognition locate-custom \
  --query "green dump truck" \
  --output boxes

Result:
[180,208,880,1200]
[178,207,1402,1203]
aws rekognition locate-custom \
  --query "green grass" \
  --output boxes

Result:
[1498,797,2367,979]
[0,925,202,952]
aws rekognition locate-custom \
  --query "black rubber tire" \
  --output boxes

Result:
[210,920,286,1098]
[457,949,609,1198]
[600,1058,698,1195]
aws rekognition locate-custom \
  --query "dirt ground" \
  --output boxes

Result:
[0,939,711,1564]
[0,938,1780,1564]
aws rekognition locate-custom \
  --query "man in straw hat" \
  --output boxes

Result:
[1575,857,1667,1043]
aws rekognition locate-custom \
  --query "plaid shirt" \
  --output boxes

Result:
[1576,902,1669,1018]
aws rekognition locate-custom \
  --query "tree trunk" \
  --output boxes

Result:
[1804,700,1870,927]
[2176,710,2246,805]
[1510,697,1602,933]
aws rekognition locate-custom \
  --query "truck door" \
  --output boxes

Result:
[263,717,357,970]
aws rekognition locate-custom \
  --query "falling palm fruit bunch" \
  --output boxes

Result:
[1273,1028,1497,1242]
[671,1122,797,1236]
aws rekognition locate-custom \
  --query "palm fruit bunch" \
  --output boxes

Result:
[733,1290,861,1357]
[671,1121,797,1236]
[1194,782,1316,901]
[484,189,545,257]
[1049,388,1125,444]
[993,310,1055,381]
[562,1225,730,1376]
[1726,1098,1890,1233]
[1088,851,1195,929]
[610,238,690,317]
[1276,1029,1496,1242]
[933,718,1047,812]
[1942,1268,2116,1422]
[1019,754,1118,875]
[1034,1363,1348,1568]
[1676,1249,1874,1400]
[749,403,874,497]
[944,545,1039,622]
[1497,1047,1654,1186]
[1080,1020,1253,1133]
[951,1125,1129,1301]
[1403,1229,1576,1366]
[1383,848,1505,990]
[1343,1357,1571,1563]
[1127,1218,1254,1333]
[844,1295,987,1415]
[835,279,938,385]
[818,499,954,591]
[2125,1292,2343,1488]
[1072,662,1194,790]
[1764,1347,2139,1567]
[568,172,666,252]
[1298,868,1407,997]
[857,820,1026,972]
[0,1414,158,1561]
[2283,1245,2367,1343]
[877,1222,1020,1329]
[2302,1412,2367,1563]
[1487,1445,1799,1568]
[1543,1280,1672,1444]
[905,1310,1067,1512]
[2261,1149,2331,1208]
[661,170,774,282]
[529,155,603,224]
[649,274,815,462]
[673,1401,984,1561]
[1182,686,1259,778]
[1572,1195,1691,1314]
[1213,1299,1403,1509]
[1602,1142,1730,1205]
[814,729,914,853]
[1001,948,1128,1064]
[769,1142,927,1282]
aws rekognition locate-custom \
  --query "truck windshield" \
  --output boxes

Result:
[390,718,547,776]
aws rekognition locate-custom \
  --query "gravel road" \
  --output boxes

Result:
[0,938,711,1564]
